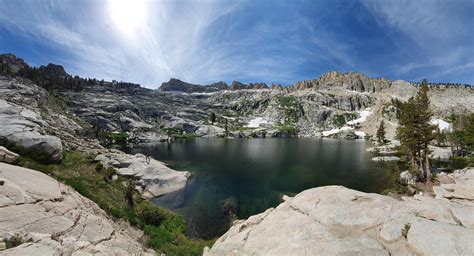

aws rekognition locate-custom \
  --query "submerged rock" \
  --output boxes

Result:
[206,168,474,256]
[95,151,191,199]
[0,162,154,255]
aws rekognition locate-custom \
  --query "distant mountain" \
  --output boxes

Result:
[158,78,227,93]
[159,78,269,93]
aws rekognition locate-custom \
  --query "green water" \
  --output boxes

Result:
[125,138,396,238]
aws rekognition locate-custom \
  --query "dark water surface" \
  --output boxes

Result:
[125,138,395,238]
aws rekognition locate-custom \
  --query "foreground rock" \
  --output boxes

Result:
[95,150,191,199]
[434,169,474,201]
[0,162,154,255]
[206,168,474,256]
[0,99,63,162]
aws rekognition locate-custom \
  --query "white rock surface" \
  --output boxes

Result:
[0,146,18,164]
[0,162,154,255]
[372,156,401,162]
[95,151,190,199]
[429,145,452,159]
[434,169,474,201]
[195,125,226,137]
[0,99,63,162]
[206,168,474,256]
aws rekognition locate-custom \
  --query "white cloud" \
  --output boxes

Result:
[361,0,474,81]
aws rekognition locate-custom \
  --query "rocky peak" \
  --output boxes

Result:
[209,81,229,90]
[39,63,69,77]
[288,71,391,93]
[159,78,229,93]
[250,82,269,89]
[293,79,319,90]
[319,70,343,82]
[231,81,247,90]
[0,53,29,74]
[271,83,284,90]
[159,78,202,93]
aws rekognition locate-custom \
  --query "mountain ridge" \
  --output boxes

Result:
[2,53,472,93]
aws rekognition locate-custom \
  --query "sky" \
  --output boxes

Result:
[0,0,473,88]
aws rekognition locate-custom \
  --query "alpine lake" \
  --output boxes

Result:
[124,138,401,238]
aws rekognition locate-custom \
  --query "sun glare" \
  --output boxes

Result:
[108,0,147,36]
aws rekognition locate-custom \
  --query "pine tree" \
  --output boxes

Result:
[397,79,436,181]
[209,112,216,125]
[376,120,386,145]
[224,119,229,137]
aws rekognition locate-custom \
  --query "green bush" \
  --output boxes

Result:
[95,163,104,172]
[136,201,171,226]
[401,223,411,238]
[145,225,174,248]
[5,234,26,249]
[103,167,117,182]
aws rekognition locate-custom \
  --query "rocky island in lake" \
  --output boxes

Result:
[1,1,474,255]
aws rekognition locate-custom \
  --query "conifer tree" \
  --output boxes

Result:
[376,120,386,145]
[209,112,216,125]
[397,79,435,181]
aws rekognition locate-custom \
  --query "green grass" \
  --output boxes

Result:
[274,96,303,123]
[17,151,214,254]
[4,234,26,249]
[19,151,135,221]
[173,133,198,139]
[276,95,298,108]
[275,123,299,133]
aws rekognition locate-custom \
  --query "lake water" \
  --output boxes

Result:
[125,138,396,238]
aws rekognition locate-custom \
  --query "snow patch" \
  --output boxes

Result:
[222,116,236,120]
[355,131,366,137]
[245,117,272,128]
[190,91,219,95]
[431,119,451,131]
[321,126,352,137]
[347,108,372,125]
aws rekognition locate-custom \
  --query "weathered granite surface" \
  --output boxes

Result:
[206,168,474,256]
[95,150,190,199]
[0,162,155,255]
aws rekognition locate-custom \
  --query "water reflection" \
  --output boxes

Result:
[125,138,394,238]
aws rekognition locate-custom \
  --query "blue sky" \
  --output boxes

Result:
[0,0,473,88]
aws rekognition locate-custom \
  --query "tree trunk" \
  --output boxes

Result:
[425,155,431,184]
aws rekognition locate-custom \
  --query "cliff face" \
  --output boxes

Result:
[206,168,474,256]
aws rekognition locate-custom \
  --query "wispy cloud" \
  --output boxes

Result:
[361,0,474,82]
[0,0,472,86]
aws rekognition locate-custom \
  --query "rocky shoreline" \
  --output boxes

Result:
[205,168,474,255]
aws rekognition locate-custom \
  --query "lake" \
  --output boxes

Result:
[124,138,396,238]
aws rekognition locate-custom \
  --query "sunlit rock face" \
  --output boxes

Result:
[0,163,155,255]
[206,168,474,256]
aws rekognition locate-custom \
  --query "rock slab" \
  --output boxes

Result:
[0,162,154,255]
[206,168,474,256]
[95,150,191,199]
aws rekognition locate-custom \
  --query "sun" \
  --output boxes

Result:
[108,0,147,36]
